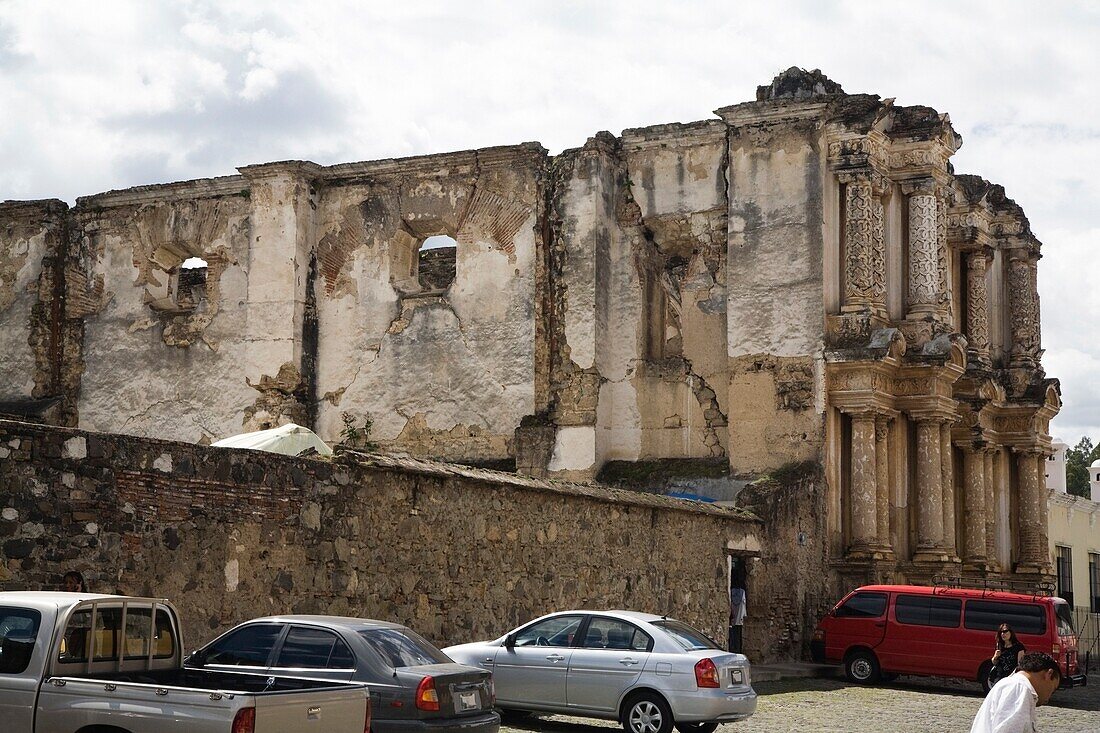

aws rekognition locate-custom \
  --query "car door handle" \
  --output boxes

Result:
[619,658,639,666]
[874,621,886,627]
[483,657,494,665]
[545,653,565,662]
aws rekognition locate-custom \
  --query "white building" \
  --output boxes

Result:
[1091,458,1100,503]
[1045,437,1068,493]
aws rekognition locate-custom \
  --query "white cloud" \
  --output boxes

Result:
[1,0,1098,438]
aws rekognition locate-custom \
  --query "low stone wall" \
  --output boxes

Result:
[0,419,760,655]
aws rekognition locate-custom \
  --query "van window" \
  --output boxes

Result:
[895,595,962,627]
[835,592,888,618]
[1053,602,1076,637]
[963,601,1046,635]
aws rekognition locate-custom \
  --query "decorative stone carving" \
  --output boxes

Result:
[965,250,991,366]
[907,192,940,313]
[842,176,887,316]
[962,447,988,565]
[1014,447,1048,573]
[936,194,952,320]
[874,417,891,552]
[848,413,879,555]
[940,423,957,558]
[1007,253,1040,365]
[913,418,947,560]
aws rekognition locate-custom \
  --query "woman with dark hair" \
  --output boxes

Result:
[988,623,1026,687]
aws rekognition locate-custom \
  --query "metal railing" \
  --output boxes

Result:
[1071,607,1099,672]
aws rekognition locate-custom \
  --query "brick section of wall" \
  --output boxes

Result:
[0,419,761,657]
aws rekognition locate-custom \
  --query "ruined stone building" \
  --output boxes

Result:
[0,68,1059,600]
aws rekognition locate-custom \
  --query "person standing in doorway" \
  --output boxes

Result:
[728,559,747,653]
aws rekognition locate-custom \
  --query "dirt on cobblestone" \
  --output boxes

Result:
[500,677,1099,733]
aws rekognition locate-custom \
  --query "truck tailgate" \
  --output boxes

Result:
[255,685,370,733]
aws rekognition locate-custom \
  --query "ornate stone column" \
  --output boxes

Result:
[961,446,988,568]
[913,417,949,562]
[905,182,943,320]
[1014,448,1048,574]
[1007,251,1040,369]
[841,172,887,319]
[848,412,879,556]
[941,423,958,560]
[985,449,999,567]
[874,416,892,554]
[965,249,992,369]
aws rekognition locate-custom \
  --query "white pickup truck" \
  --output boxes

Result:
[0,592,372,733]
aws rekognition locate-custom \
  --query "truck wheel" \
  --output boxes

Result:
[622,692,674,733]
[844,649,881,684]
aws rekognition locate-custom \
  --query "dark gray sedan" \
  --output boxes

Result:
[186,615,499,733]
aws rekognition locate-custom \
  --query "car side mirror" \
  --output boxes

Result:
[505,634,516,650]
[187,649,207,666]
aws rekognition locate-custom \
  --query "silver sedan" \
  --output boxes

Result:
[444,610,756,733]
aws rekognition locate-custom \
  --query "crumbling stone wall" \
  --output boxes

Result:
[313,145,545,464]
[0,418,762,654]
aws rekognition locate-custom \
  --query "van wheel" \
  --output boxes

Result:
[622,692,674,733]
[844,649,881,684]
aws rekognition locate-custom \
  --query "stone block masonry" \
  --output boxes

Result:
[0,419,762,655]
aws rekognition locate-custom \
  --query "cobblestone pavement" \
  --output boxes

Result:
[501,676,1099,733]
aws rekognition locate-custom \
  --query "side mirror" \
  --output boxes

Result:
[187,649,207,666]
[504,634,516,650]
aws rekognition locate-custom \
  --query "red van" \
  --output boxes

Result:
[811,584,1087,690]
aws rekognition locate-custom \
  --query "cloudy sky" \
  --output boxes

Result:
[1,1,1097,443]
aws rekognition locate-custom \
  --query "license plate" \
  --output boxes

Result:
[455,690,480,713]
[727,668,744,686]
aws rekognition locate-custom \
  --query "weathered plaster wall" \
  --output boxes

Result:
[0,419,761,656]
[73,182,255,444]
[720,105,827,475]
[0,201,65,406]
[313,146,545,462]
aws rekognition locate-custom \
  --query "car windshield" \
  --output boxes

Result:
[1054,601,1076,637]
[359,628,451,668]
[651,619,720,651]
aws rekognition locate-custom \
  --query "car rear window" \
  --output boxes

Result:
[835,593,887,618]
[276,626,354,669]
[651,619,720,651]
[964,601,1046,635]
[359,628,451,668]
[0,607,41,674]
[894,595,962,627]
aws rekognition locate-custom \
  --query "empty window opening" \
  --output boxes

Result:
[176,257,208,308]
[417,235,457,291]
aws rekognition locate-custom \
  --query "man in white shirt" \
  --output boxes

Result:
[969,652,1063,733]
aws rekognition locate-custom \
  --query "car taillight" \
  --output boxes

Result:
[1053,642,1061,656]
[416,676,440,711]
[694,658,720,688]
[363,695,372,733]
[488,677,496,705]
[232,707,256,733]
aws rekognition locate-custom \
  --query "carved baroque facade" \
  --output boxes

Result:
[0,69,1058,590]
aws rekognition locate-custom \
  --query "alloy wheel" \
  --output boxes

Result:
[629,700,664,733]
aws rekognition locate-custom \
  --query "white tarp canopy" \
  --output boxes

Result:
[211,423,334,457]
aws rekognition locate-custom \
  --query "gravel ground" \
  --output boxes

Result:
[500,676,1099,733]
